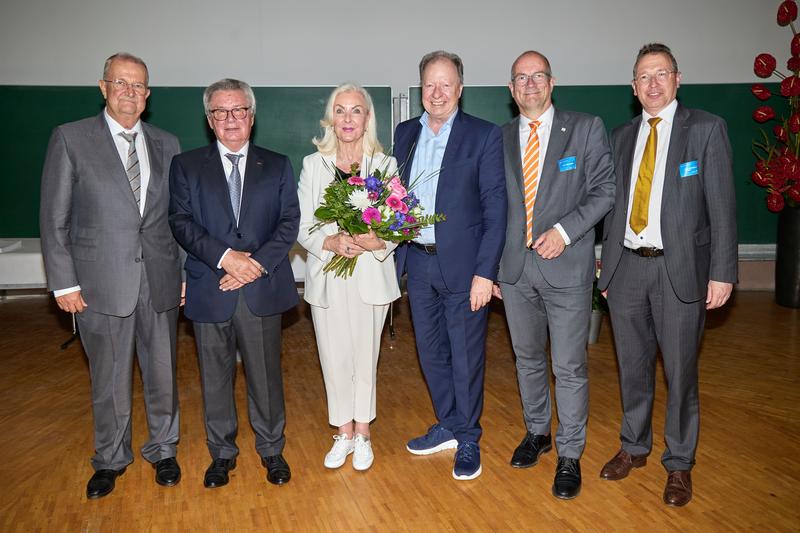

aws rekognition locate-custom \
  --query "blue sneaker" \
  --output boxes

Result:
[453,441,482,480]
[406,424,458,455]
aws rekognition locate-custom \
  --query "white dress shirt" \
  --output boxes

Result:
[624,98,678,250]
[517,105,570,245]
[216,141,250,267]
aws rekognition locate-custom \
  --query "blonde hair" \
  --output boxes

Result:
[313,82,383,155]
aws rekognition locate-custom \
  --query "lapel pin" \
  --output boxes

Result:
[561,127,566,132]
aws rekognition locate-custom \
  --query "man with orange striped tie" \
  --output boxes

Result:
[492,50,615,499]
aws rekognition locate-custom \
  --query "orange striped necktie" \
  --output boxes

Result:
[629,117,662,234]
[523,120,541,247]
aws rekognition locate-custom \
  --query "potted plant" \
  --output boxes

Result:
[751,0,800,307]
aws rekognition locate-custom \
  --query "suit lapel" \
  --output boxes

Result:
[541,108,569,188]
[435,110,466,208]
[93,113,141,218]
[619,116,642,209]
[661,105,690,215]
[141,126,162,221]
[202,144,238,227]
[504,117,524,196]
[238,146,264,225]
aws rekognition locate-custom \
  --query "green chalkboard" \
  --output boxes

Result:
[409,84,776,244]
[1,85,392,238]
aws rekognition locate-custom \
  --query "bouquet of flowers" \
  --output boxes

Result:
[310,158,445,278]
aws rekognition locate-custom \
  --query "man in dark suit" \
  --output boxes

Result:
[598,43,737,507]
[394,51,507,480]
[40,52,183,498]
[169,79,299,488]
[493,51,615,499]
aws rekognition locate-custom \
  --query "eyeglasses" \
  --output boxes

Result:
[633,70,677,85]
[209,107,251,121]
[103,79,148,95]
[511,72,551,86]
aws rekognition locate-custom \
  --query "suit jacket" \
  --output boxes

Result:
[297,151,401,308]
[168,142,300,322]
[393,110,507,292]
[498,109,616,288]
[598,104,738,302]
[40,112,182,317]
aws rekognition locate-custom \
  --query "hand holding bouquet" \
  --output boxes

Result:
[311,158,445,278]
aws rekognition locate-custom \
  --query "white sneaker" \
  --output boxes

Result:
[352,434,374,471]
[324,434,354,469]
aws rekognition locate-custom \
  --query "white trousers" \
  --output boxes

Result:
[310,276,389,426]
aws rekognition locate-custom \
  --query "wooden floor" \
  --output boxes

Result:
[0,291,797,532]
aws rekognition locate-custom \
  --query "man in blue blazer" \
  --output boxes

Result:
[598,44,737,507]
[169,79,299,488]
[394,51,507,480]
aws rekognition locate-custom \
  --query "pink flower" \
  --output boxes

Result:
[347,176,365,186]
[361,207,382,225]
[367,191,379,200]
[386,194,408,213]
[388,176,408,197]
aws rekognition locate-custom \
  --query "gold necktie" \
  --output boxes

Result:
[629,117,662,234]
[523,120,541,247]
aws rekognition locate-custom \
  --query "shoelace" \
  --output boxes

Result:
[556,458,579,475]
[331,434,353,452]
[457,443,478,462]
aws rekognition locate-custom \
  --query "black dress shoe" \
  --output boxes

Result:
[261,454,291,485]
[153,457,181,487]
[86,468,126,499]
[510,433,552,468]
[204,458,236,488]
[552,457,581,499]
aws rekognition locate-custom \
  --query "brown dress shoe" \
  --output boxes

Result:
[663,470,692,507]
[599,449,647,480]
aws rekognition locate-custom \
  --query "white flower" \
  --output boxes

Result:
[348,189,372,210]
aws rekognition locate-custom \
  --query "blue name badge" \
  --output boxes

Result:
[558,156,577,172]
[680,160,699,178]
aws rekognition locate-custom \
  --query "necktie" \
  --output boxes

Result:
[522,120,541,247]
[225,153,243,223]
[629,117,662,234]
[119,132,141,207]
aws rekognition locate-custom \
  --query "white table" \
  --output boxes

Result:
[0,238,47,289]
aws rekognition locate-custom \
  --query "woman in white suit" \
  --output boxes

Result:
[297,83,400,471]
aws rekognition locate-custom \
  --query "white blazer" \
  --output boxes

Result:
[297,151,401,308]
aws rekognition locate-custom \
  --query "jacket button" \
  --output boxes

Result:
[139,227,144,234]
[237,232,243,239]
[135,257,141,263]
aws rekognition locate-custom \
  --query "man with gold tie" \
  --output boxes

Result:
[597,43,737,507]
[493,50,615,499]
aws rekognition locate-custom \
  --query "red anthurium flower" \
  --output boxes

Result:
[781,76,800,96]
[767,192,786,212]
[756,159,769,173]
[755,53,778,77]
[752,170,772,187]
[790,113,800,133]
[794,34,800,57]
[754,106,776,122]
[775,124,789,142]
[788,185,800,202]
[789,57,800,71]
[778,0,798,26]
[752,84,772,101]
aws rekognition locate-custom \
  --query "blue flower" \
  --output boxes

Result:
[365,176,382,192]
[394,212,406,223]
[389,222,402,231]
[405,192,420,208]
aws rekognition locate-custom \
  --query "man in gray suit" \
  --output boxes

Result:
[40,52,183,499]
[493,50,615,499]
[597,43,737,507]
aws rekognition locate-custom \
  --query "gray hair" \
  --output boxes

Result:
[510,50,552,79]
[203,78,257,115]
[103,52,149,85]
[633,43,679,78]
[419,50,464,85]
[313,82,383,156]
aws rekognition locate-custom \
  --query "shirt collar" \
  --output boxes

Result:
[217,140,249,160]
[104,108,143,136]
[642,98,678,126]
[519,104,555,133]
[420,109,458,135]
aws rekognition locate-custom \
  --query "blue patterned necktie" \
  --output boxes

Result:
[225,153,243,223]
